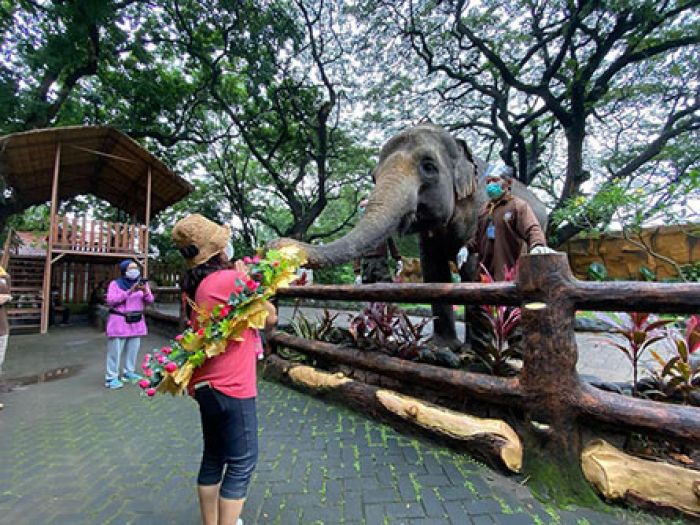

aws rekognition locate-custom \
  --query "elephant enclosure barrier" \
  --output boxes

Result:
[265,253,700,512]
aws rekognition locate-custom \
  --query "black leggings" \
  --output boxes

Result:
[194,387,258,499]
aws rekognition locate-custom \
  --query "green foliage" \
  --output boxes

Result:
[638,266,656,282]
[6,204,50,232]
[586,262,608,282]
[314,263,355,285]
[290,310,338,342]
[680,261,700,282]
[647,315,700,405]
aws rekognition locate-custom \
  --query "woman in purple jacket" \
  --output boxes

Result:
[104,259,155,390]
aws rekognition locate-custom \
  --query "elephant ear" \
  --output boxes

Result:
[453,138,478,200]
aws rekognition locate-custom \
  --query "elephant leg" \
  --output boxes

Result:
[419,232,460,350]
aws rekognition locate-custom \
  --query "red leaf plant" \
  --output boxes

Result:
[473,264,522,376]
[597,312,674,396]
[649,314,700,404]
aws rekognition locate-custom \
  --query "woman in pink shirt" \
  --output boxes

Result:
[172,214,277,525]
[104,259,154,389]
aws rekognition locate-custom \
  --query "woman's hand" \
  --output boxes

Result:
[233,259,248,274]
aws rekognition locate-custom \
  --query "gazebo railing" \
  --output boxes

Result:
[52,215,147,256]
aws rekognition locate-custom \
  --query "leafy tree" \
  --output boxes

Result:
[356,0,700,244]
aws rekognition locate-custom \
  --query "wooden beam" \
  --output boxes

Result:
[275,282,523,306]
[41,142,61,334]
[570,281,700,314]
[576,382,700,442]
[144,165,152,276]
[275,277,700,314]
[67,144,138,163]
[267,331,523,404]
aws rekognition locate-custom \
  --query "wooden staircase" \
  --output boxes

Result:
[6,255,44,333]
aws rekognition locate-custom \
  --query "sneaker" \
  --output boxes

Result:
[237,519,243,525]
[121,372,142,383]
[105,378,124,390]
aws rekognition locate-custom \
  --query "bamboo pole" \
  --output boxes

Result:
[41,142,61,334]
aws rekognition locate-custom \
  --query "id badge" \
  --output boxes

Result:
[487,223,496,240]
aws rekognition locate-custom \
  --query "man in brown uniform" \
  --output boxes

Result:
[353,199,403,284]
[458,172,553,354]
[461,173,552,280]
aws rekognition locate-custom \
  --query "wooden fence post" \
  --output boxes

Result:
[517,253,600,505]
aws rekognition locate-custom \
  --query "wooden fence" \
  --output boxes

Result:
[267,253,700,504]
[52,215,147,255]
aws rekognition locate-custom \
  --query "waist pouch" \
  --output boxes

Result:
[110,310,143,323]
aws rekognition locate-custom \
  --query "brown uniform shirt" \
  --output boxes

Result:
[0,274,10,337]
[468,195,546,281]
[353,237,401,273]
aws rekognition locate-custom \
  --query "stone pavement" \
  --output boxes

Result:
[0,327,673,524]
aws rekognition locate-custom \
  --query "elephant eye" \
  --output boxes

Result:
[421,159,438,176]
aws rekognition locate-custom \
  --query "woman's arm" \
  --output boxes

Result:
[142,283,155,305]
[105,281,130,307]
[0,276,11,305]
[263,301,278,330]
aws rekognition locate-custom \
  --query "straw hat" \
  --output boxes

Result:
[172,214,231,268]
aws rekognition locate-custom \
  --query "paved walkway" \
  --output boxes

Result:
[0,327,671,524]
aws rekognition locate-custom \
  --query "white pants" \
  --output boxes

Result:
[0,334,7,374]
[105,337,141,381]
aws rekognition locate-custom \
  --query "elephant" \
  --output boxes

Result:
[273,122,547,350]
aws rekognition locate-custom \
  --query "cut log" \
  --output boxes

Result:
[582,439,700,517]
[375,389,522,472]
[288,365,351,389]
[264,354,521,472]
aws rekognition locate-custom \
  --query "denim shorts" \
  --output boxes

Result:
[194,385,258,499]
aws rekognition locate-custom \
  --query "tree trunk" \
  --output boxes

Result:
[517,254,602,506]
[548,123,587,243]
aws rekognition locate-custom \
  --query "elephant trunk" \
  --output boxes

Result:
[281,169,419,268]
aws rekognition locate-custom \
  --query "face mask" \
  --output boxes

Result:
[125,269,140,280]
[486,182,505,200]
[224,242,234,261]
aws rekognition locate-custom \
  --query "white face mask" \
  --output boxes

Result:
[224,242,235,261]
[125,269,140,280]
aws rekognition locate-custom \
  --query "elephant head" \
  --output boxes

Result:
[272,123,482,267]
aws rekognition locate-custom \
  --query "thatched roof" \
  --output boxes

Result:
[0,126,193,221]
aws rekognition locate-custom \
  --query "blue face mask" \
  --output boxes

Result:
[486,182,505,200]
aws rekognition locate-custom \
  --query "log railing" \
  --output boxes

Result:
[52,215,147,255]
[267,253,700,498]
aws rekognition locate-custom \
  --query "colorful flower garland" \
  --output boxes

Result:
[139,246,306,396]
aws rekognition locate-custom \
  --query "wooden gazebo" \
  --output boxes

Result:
[0,126,193,333]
